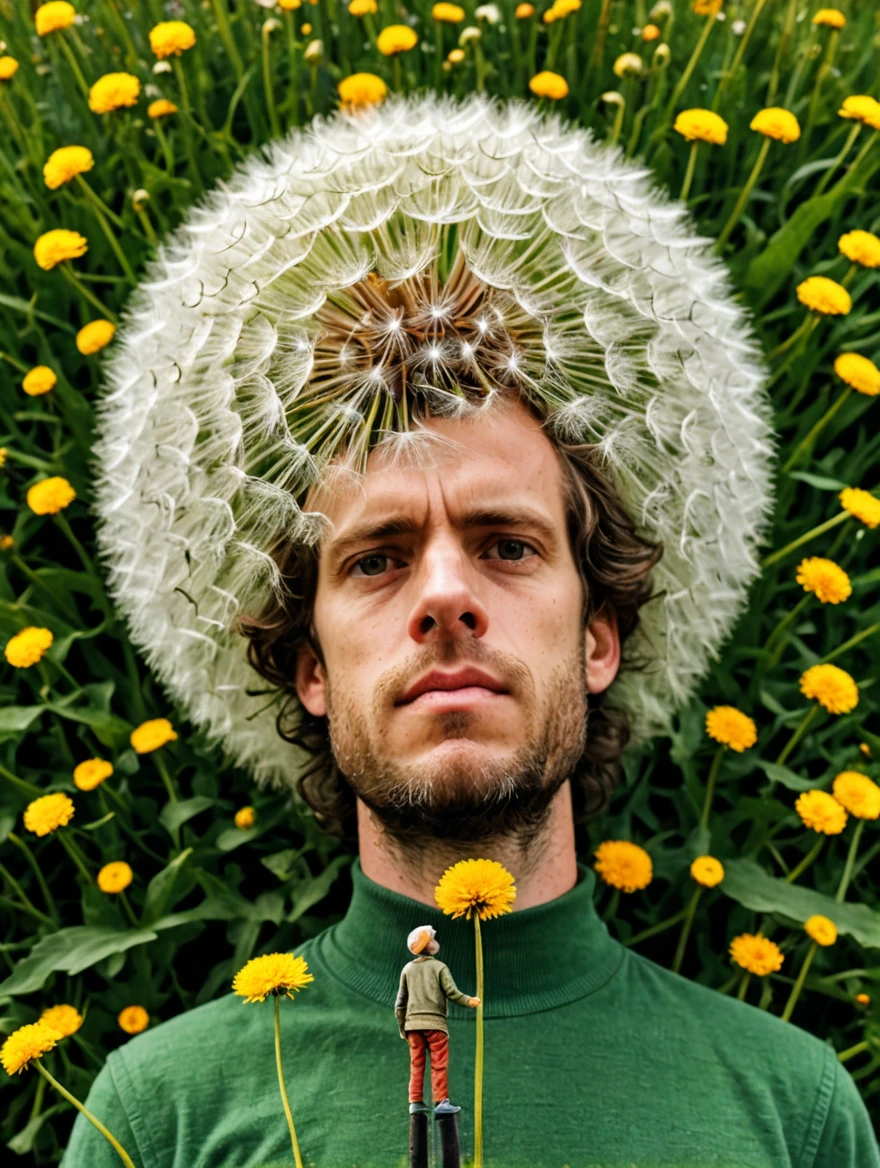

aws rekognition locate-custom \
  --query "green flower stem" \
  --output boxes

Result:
[624,904,690,948]
[768,313,815,361]
[835,818,865,904]
[716,0,768,101]
[589,0,613,76]
[474,913,484,1168]
[58,263,117,321]
[119,890,140,929]
[761,594,810,674]
[36,1061,136,1168]
[0,762,43,798]
[153,751,179,805]
[262,22,281,140]
[822,621,880,664]
[58,830,94,886]
[736,971,752,1001]
[680,141,698,201]
[718,970,742,995]
[103,0,140,66]
[284,14,301,123]
[172,59,204,195]
[781,939,817,1022]
[714,136,772,251]
[766,0,797,105]
[211,0,245,80]
[760,510,849,569]
[87,201,137,286]
[7,831,58,919]
[837,127,878,187]
[774,703,821,770]
[474,40,488,95]
[152,118,175,173]
[0,859,57,929]
[602,886,620,921]
[274,993,305,1168]
[363,12,378,51]
[813,122,861,198]
[136,204,158,247]
[434,22,444,92]
[607,96,626,147]
[781,386,853,475]
[54,514,105,602]
[45,652,81,692]
[664,10,716,124]
[74,175,126,231]
[800,30,839,159]
[58,33,91,101]
[784,836,825,884]
[838,1040,869,1063]
[9,553,79,621]
[671,886,703,974]
[701,745,725,827]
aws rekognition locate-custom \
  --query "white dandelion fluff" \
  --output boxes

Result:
[90,91,776,794]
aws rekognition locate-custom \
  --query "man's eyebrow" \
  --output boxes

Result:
[325,506,560,568]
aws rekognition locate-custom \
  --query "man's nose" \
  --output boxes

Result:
[406,533,489,644]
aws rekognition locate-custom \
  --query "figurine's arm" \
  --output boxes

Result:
[439,964,478,1008]
[394,967,409,1039]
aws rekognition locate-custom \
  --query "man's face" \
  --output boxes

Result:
[295,397,620,847]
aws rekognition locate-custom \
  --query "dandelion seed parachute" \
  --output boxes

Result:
[91,92,776,797]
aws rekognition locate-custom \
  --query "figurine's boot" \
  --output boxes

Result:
[409,1100,431,1115]
[433,1098,461,1115]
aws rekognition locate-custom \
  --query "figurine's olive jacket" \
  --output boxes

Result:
[395,955,471,1035]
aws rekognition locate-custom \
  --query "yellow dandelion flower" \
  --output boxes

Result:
[838,95,880,130]
[232,952,314,1003]
[593,840,652,893]
[834,353,880,396]
[693,0,723,14]
[613,53,643,79]
[553,0,582,15]
[839,486,880,529]
[117,1005,149,1034]
[729,932,784,976]
[27,476,76,516]
[812,8,846,29]
[705,706,757,752]
[673,108,728,145]
[234,805,256,829]
[799,662,859,714]
[0,535,14,550]
[690,855,724,888]
[1,1022,59,1075]
[543,9,558,23]
[435,857,517,919]
[149,20,196,59]
[338,73,387,107]
[515,2,535,15]
[22,366,57,396]
[528,71,569,100]
[4,626,53,668]
[795,556,852,604]
[0,56,20,81]
[73,757,114,791]
[147,98,178,119]
[279,0,302,8]
[750,107,800,143]
[433,2,465,20]
[859,742,873,758]
[97,861,133,894]
[795,789,848,835]
[88,72,141,114]
[855,992,870,1006]
[832,771,880,820]
[448,48,465,63]
[796,275,851,315]
[40,1004,84,1038]
[23,792,74,837]
[641,23,661,41]
[35,2,76,36]
[0,448,6,468]
[130,717,178,754]
[43,145,94,190]
[377,25,418,55]
[348,0,376,13]
[76,319,116,355]
[301,22,313,34]
[33,228,87,271]
[838,229,880,268]
[805,914,837,947]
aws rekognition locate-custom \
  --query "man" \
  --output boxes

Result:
[67,94,878,1167]
[396,925,480,1117]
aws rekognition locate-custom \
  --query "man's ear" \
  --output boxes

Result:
[295,641,328,717]
[585,605,621,695]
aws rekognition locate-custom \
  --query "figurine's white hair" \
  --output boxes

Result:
[90,92,776,795]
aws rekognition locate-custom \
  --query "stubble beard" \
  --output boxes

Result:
[323,643,589,870]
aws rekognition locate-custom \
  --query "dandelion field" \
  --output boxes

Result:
[0,0,879,1161]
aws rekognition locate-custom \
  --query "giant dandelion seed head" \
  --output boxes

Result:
[90,93,775,799]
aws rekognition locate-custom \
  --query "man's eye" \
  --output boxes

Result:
[349,539,537,578]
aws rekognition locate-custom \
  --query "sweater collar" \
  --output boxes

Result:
[311,857,624,1018]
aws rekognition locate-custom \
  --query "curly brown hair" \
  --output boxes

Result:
[235,409,664,848]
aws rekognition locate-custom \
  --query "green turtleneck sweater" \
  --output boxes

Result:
[61,860,878,1168]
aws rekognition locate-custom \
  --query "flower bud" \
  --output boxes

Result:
[475,3,501,22]
[459,25,481,43]
[152,60,172,74]
[304,38,323,62]
[132,188,150,211]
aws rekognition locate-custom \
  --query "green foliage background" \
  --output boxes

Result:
[0,0,879,1160]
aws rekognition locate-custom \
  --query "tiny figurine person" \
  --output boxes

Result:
[396,925,480,1117]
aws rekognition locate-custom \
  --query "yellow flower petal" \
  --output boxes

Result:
[795,556,852,604]
[794,789,848,834]
[729,932,784,976]
[23,792,75,836]
[705,706,757,751]
[232,952,314,1002]
[593,840,652,893]
[434,857,518,918]
[799,662,859,714]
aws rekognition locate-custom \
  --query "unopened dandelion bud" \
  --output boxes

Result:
[600,90,625,108]
[652,43,671,66]
[262,17,282,33]
[475,4,501,22]
[459,25,482,44]
[152,60,172,74]
[132,189,150,211]
[304,38,323,62]
[649,0,672,18]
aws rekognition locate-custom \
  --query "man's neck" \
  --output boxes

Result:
[356,781,579,911]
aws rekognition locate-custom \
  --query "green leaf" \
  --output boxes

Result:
[754,760,818,792]
[286,855,350,924]
[7,1101,68,1154]
[0,927,157,996]
[141,847,195,924]
[0,706,44,735]
[788,472,849,491]
[40,696,131,749]
[159,795,216,834]
[215,825,260,851]
[720,859,880,949]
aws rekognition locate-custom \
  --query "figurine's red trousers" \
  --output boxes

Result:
[406,1029,449,1103]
